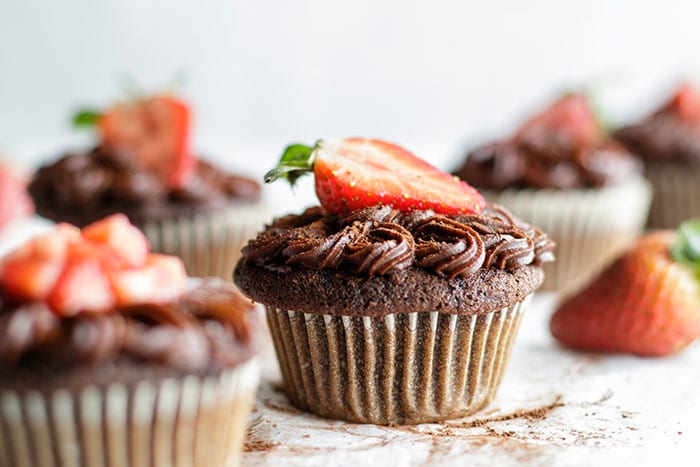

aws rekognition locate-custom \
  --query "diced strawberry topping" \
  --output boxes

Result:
[48,257,116,316]
[0,216,188,316]
[111,254,186,306]
[1,258,64,302]
[98,95,195,188]
[82,213,149,268]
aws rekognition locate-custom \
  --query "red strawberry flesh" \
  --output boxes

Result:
[313,138,485,215]
[99,95,195,188]
[0,215,188,316]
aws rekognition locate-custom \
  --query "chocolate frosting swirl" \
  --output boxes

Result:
[615,104,700,166]
[29,146,261,226]
[241,204,554,279]
[0,280,256,370]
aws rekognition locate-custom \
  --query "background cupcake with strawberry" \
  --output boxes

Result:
[454,93,652,294]
[615,82,700,230]
[235,138,554,424]
[29,94,269,280]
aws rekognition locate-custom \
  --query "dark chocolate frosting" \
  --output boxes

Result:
[0,280,257,371]
[615,105,700,166]
[240,204,554,279]
[29,146,261,226]
[455,137,642,190]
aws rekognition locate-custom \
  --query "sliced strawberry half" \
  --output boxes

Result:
[265,138,485,215]
[514,93,603,146]
[76,95,195,188]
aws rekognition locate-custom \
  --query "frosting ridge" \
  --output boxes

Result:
[241,204,554,278]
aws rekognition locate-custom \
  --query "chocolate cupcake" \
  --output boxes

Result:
[29,94,270,280]
[455,93,651,293]
[235,138,554,424]
[0,215,260,467]
[615,82,700,229]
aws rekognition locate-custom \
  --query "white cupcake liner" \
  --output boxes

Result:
[483,176,652,294]
[141,203,270,280]
[645,164,700,230]
[265,295,531,425]
[0,358,260,467]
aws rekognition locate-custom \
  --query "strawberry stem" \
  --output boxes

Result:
[670,220,700,276]
[72,109,102,128]
[264,143,317,186]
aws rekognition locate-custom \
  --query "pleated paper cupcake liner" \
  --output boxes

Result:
[265,296,531,425]
[141,204,270,280]
[0,358,260,467]
[645,164,700,230]
[483,176,652,294]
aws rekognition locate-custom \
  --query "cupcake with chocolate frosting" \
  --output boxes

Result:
[0,215,260,467]
[455,93,651,293]
[235,138,554,424]
[615,82,700,229]
[29,94,269,279]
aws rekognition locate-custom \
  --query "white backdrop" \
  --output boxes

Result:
[2,0,700,175]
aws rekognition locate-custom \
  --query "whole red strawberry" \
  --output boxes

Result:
[264,138,485,215]
[550,222,700,356]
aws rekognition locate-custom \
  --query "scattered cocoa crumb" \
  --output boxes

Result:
[243,439,280,452]
[446,395,565,429]
[264,401,303,415]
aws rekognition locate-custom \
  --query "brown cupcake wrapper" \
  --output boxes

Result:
[645,164,700,230]
[483,176,651,293]
[0,358,260,467]
[141,204,270,280]
[265,295,531,425]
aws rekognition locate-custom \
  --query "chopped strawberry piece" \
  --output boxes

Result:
[0,257,64,302]
[110,254,186,306]
[266,138,485,215]
[48,257,116,316]
[98,95,195,187]
[514,93,602,146]
[0,167,34,230]
[82,214,149,268]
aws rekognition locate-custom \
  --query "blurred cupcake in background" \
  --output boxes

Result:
[29,94,270,280]
[0,163,34,233]
[615,82,700,229]
[454,93,651,294]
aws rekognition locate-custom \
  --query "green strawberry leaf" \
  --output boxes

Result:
[670,219,700,278]
[72,109,102,128]
[264,143,317,186]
